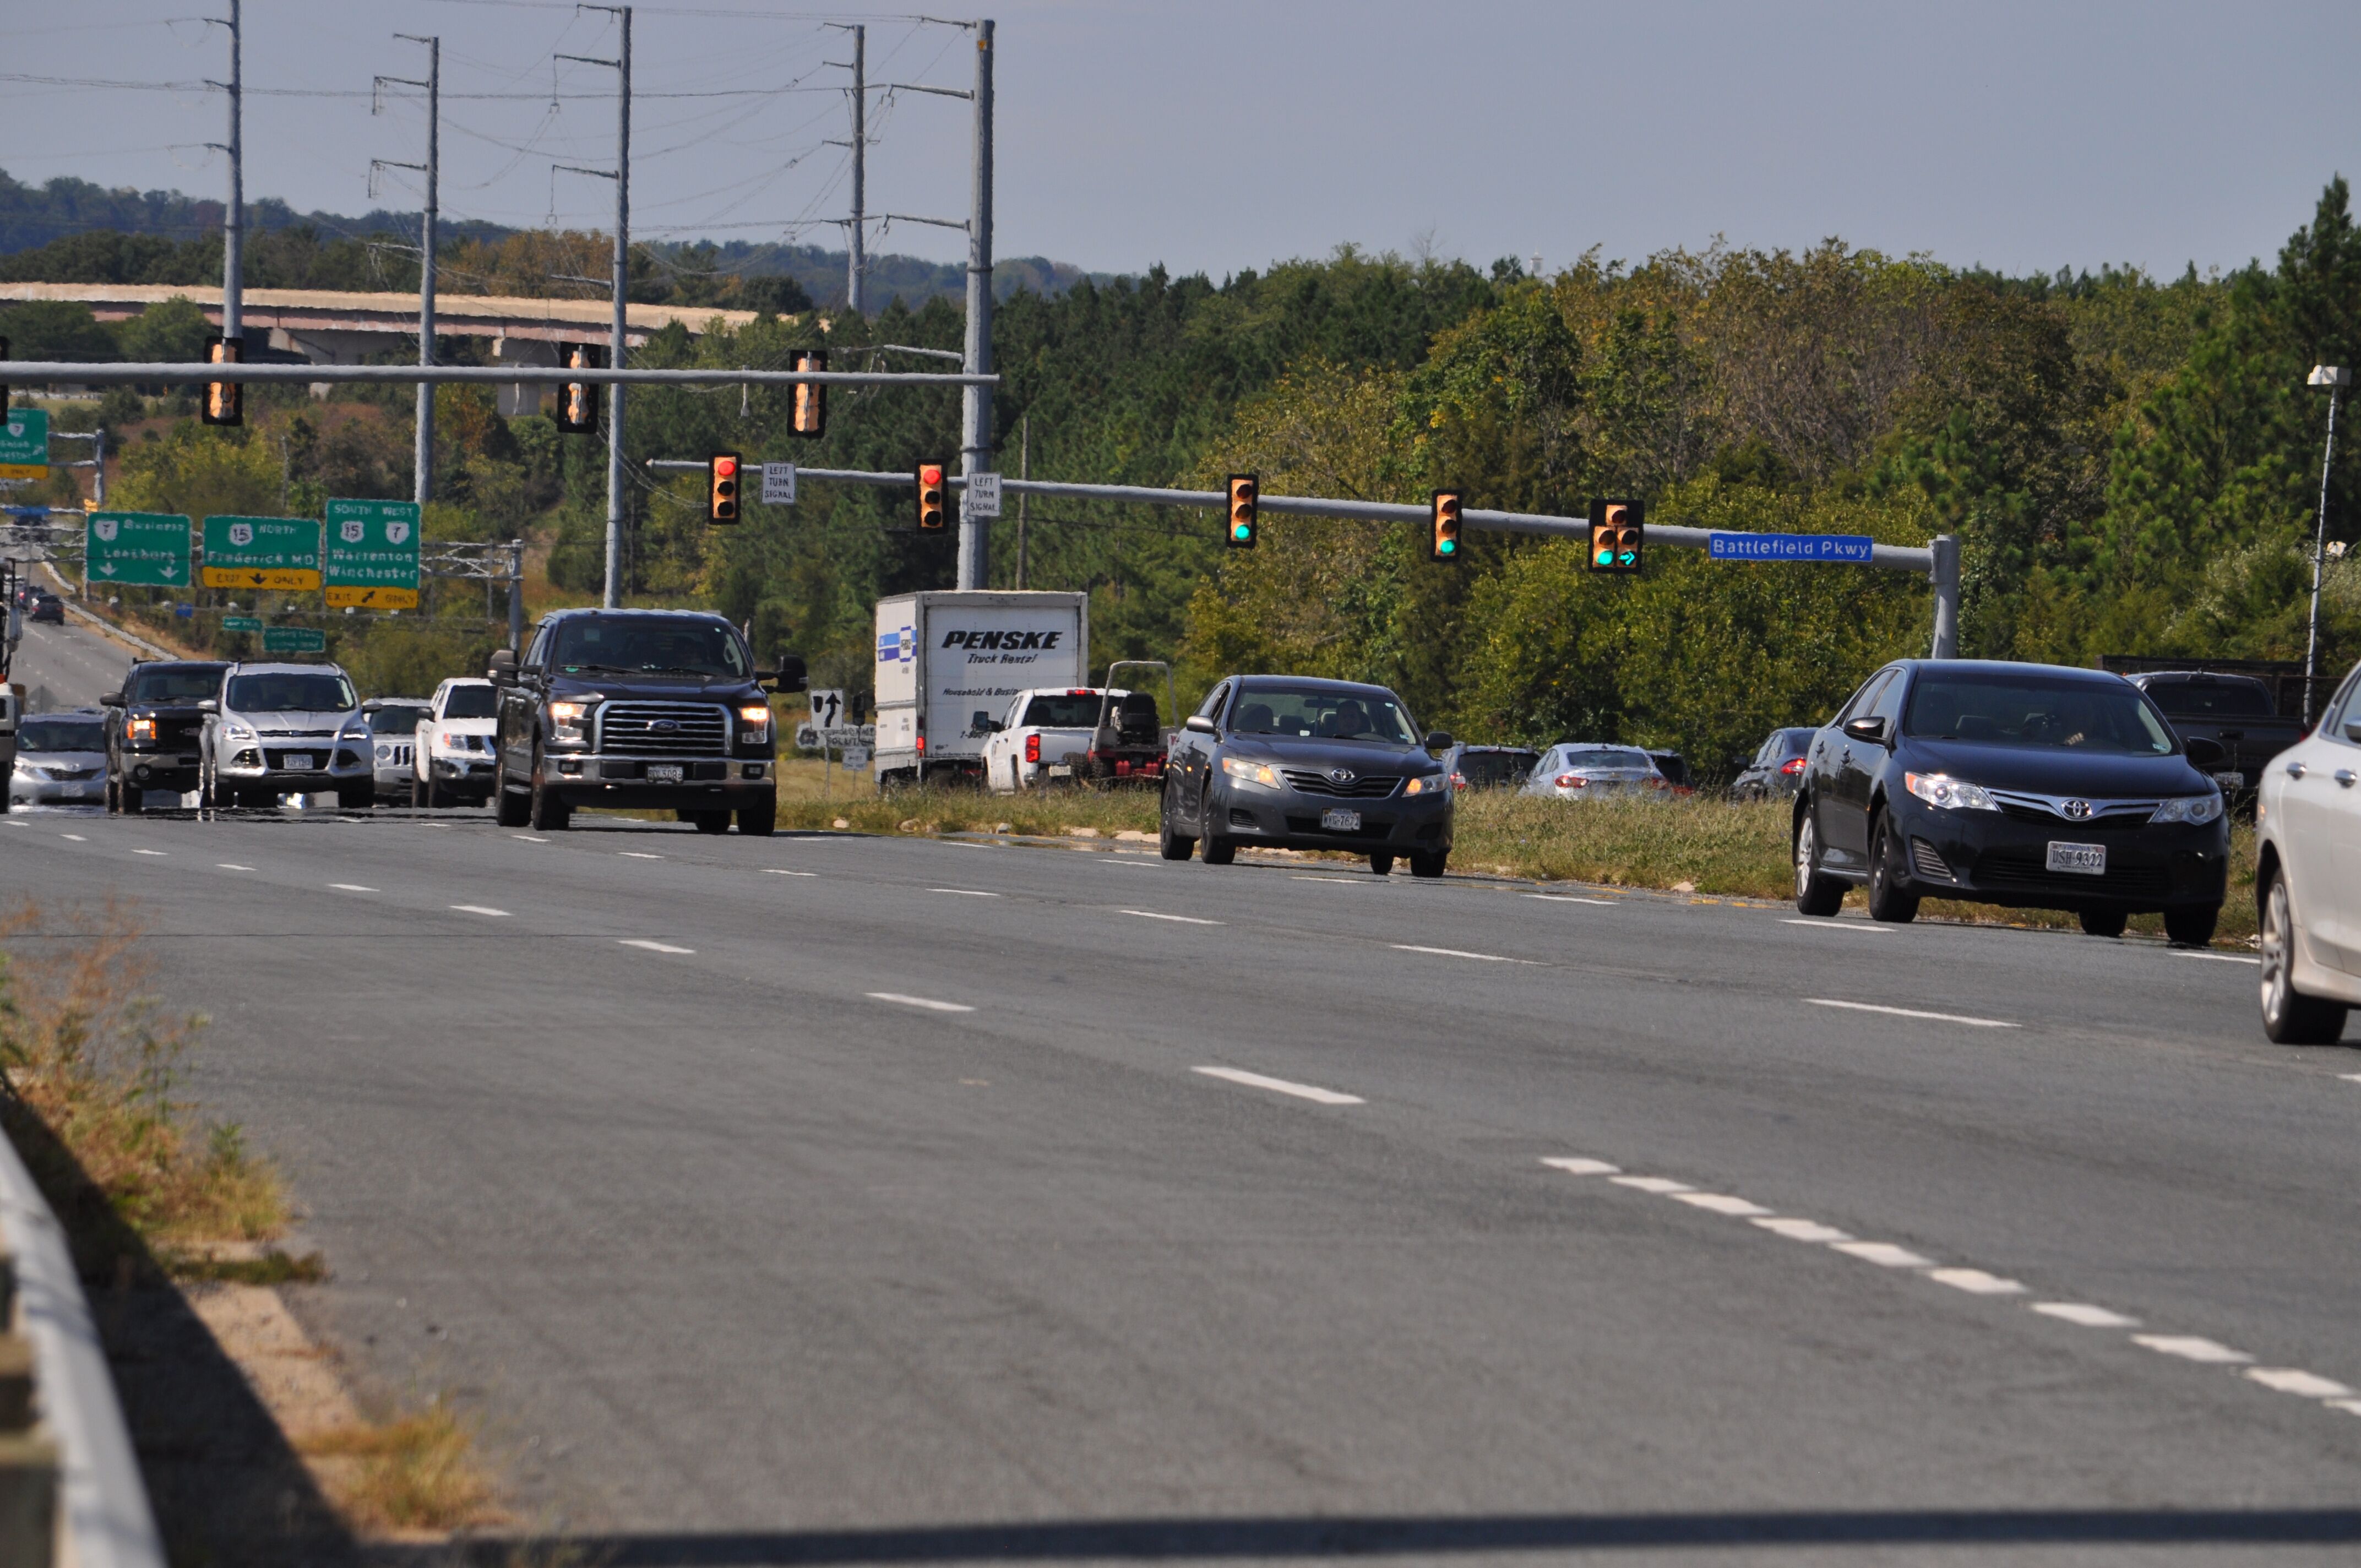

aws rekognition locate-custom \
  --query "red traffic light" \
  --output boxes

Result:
[709,451,741,524]
[916,462,948,531]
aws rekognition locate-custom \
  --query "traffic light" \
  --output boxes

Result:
[201,334,243,427]
[1226,473,1258,549]
[1588,497,1643,573]
[916,462,948,531]
[557,342,603,433]
[1429,489,1463,562]
[708,453,741,524]
[790,349,826,438]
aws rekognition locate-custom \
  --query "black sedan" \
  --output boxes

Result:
[1161,675,1454,875]
[1729,726,1819,801]
[1793,660,2231,942]
[29,592,64,624]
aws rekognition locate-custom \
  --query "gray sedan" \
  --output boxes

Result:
[1521,744,1671,799]
[9,710,109,808]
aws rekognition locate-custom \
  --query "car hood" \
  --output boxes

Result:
[225,710,362,733]
[547,672,763,701]
[1899,738,2215,796]
[17,750,106,768]
[427,717,496,735]
[1225,736,1435,776]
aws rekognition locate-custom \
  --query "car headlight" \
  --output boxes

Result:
[1402,773,1443,796]
[2151,793,2223,826]
[1904,771,1999,811]
[549,700,592,742]
[738,704,772,726]
[222,721,255,742]
[374,743,392,761]
[1221,756,1280,787]
[126,716,156,743]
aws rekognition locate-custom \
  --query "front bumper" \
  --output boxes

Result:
[220,739,372,788]
[545,750,774,808]
[1212,778,1452,852]
[119,747,202,790]
[12,774,106,805]
[1886,794,2228,911]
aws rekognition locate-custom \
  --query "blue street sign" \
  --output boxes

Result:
[1709,532,1875,563]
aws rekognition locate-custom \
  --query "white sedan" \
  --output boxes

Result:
[2254,662,2358,1043]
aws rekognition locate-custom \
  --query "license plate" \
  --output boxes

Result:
[2046,841,2107,875]
[1320,808,1363,831]
[646,764,684,783]
[2213,771,2245,790]
[283,754,313,771]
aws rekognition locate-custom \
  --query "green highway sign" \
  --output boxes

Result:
[222,616,264,633]
[323,497,421,608]
[0,408,50,478]
[202,515,322,590]
[261,626,326,654]
[84,511,191,588]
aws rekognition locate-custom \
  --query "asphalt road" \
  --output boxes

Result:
[8,595,135,711]
[6,803,2361,1565]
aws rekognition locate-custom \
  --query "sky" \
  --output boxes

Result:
[8,0,2361,284]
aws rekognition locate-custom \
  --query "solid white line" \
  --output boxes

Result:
[618,939,693,955]
[618,851,663,860]
[1610,1175,1691,1194]
[1293,875,1365,884]
[2032,1302,2141,1329]
[1752,1217,1854,1243]
[1122,909,1222,925]
[216,863,255,872]
[329,883,377,892]
[1782,918,1892,934]
[1392,944,1524,962]
[2342,1074,2361,1085]
[2177,950,2261,965]
[1540,1157,1619,1176]
[1804,998,2020,1028]
[866,991,976,1013]
[2132,1335,2252,1364]
[1927,1267,2025,1295]
[929,888,1000,897]
[1832,1241,1936,1268]
[1672,1192,1772,1216]
[1526,895,1617,905]
[764,869,819,877]
[1192,1065,1363,1105]
[450,905,511,918]
[130,848,167,857]
[2246,1368,2353,1398]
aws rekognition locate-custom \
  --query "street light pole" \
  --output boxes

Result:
[2305,364,2349,725]
[956,19,994,592]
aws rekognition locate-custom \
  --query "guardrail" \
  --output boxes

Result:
[0,1125,166,1568]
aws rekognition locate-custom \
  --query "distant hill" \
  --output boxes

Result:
[0,169,1116,308]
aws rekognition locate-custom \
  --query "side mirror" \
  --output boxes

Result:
[2344,717,2361,744]
[487,649,518,686]
[1424,731,1453,752]
[1184,714,1218,736]
[1842,716,1889,744]
[2183,735,2227,768]
[770,653,808,694]
[198,699,218,714]
[971,710,992,732]
[100,692,125,708]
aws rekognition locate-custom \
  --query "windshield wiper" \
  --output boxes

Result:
[638,665,726,677]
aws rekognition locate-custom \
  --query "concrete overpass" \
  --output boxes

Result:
[0,283,775,415]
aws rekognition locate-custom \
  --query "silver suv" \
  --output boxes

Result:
[200,661,375,809]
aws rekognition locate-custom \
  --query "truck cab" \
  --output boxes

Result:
[409,678,501,808]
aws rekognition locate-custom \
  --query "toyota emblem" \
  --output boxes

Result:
[2062,798,2091,820]
[1328,768,1355,783]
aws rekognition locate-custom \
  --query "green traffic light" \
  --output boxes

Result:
[1233,522,1252,541]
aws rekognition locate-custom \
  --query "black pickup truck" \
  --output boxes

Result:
[101,659,231,813]
[2124,671,2306,798]
[488,608,803,835]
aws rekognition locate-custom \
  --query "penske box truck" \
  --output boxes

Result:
[872,590,1089,786]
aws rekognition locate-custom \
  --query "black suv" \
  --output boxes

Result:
[101,660,231,813]
[488,608,802,835]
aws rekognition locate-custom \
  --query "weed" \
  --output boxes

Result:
[298,1397,496,1533]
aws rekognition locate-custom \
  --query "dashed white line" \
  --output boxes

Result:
[618,939,693,955]
[617,851,664,860]
[2177,950,2261,965]
[2246,1368,2353,1398]
[131,848,167,857]
[1832,1241,1938,1268]
[1541,1157,1620,1176]
[929,888,1000,897]
[1927,1267,2025,1295]
[513,834,548,843]
[2033,1302,2141,1329]
[329,883,377,892]
[60,834,85,842]
[1192,1066,1363,1106]
[1610,1175,1691,1194]
[1804,998,2020,1028]
[1293,875,1365,884]
[866,991,975,1013]
[1782,918,1892,934]
[1392,944,1525,962]
[1753,1217,1854,1243]
[2132,1335,2252,1365]
[451,905,512,918]
[1122,909,1222,925]
[2338,1074,2361,1085]
[1671,1192,1773,1216]
[1526,895,1617,905]
[764,868,818,877]
[217,863,255,872]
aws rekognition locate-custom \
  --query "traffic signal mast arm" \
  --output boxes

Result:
[0,361,997,389]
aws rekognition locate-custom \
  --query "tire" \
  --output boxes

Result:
[738,796,777,836]
[338,781,372,810]
[121,776,144,815]
[528,753,570,831]
[1198,782,1234,864]
[495,770,531,827]
[1410,850,1447,879]
[688,810,731,835]
[421,767,448,809]
[1792,805,1845,917]
[1158,782,1194,861]
[105,774,120,814]
[1369,853,1395,876]
[2079,908,2129,939]
[2163,903,2219,949]
[2259,871,2347,1044]
[1865,814,1918,924]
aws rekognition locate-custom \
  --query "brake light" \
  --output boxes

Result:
[1555,774,1587,788]
[916,736,926,753]
[1781,757,1807,775]
[1025,733,1041,764]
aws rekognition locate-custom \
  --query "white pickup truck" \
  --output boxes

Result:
[981,688,1117,792]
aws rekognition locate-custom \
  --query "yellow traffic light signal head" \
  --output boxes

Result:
[916,462,948,531]
[1588,497,1644,573]
[558,342,602,433]
[201,334,243,427]
[790,349,828,438]
[1226,473,1259,549]
[1430,489,1464,562]
[708,453,741,524]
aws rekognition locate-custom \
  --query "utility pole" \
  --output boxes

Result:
[1015,411,1029,590]
[957,18,994,592]
[825,24,866,313]
[561,7,632,607]
[210,0,243,351]
[377,35,439,507]
[2304,365,2349,722]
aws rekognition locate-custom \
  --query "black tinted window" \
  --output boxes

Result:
[1020,694,1103,728]
[1905,673,2174,754]
[552,616,749,677]
[1458,749,1540,787]
[367,705,431,734]
[2142,678,2276,718]
[19,718,104,750]
[1232,685,1417,744]
[227,672,357,713]
[127,666,225,704]
[441,684,498,718]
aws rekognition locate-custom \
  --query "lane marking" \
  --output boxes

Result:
[131,848,167,857]
[60,834,85,842]
[1672,1192,1773,1216]
[217,863,255,872]
[1753,1217,1854,1243]
[1293,875,1366,884]
[1540,1157,1619,1176]
[618,851,664,860]
[1804,998,2020,1028]
[1782,918,1892,934]
[1832,1241,1936,1268]
[2177,950,2260,965]
[618,939,693,955]
[450,905,512,918]
[764,869,819,878]
[2033,1302,2141,1329]
[867,991,975,1014]
[1928,1267,2025,1295]
[2329,1399,2361,1418]
[2342,1074,2361,1084]
[1192,1065,1363,1106]
[330,883,377,892]
[929,888,1000,897]
[2246,1368,2353,1398]
[1393,944,1525,962]
[2132,1335,2251,1364]
[1527,895,1617,905]
[1610,1175,1691,1194]
[513,834,548,843]
[1122,909,1222,925]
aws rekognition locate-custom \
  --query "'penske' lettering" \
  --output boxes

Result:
[940,629,1063,650]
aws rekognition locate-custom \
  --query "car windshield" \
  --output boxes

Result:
[1777,728,1817,757]
[551,615,749,677]
[1019,694,1105,728]
[1459,749,1540,786]
[19,717,103,751]
[2144,678,2276,718]
[1905,673,2175,754]
[367,705,432,734]
[1231,685,1418,744]
[1559,748,1653,770]
[227,671,358,714]
[442,684,498,719]
[126,666,225,704]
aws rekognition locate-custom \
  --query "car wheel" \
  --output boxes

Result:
[527,752,570,831]
[105,774,119,814]
[737,795,776,837]
[337,780,372,810]
[2259,871,2347,1044]
[2163,903,2219,949]
[1369,852,1395,875]
[494,767,531,827]
[686,809,730,835]
[1865,815,1918,924]
[1792,805,1845,917]
[1410,850,1447,879]
[121,776,144,815]
[2078,908,2128,938]
[1157,782,1194,861]
[422,768,447,809]
[1198,781,1235,864]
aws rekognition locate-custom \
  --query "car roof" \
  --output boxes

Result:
[362,695,432,707]
[225,661,352,677]
[1888,658,2130,685]
[129,658,232,672]
[538,606,732,624]
[2132,671,2266,685]
[1229,674,1401,697]
[1454,743,1538,753]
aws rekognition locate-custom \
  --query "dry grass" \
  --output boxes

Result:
[297,1398,496,1534]
[774,781,1163,840]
